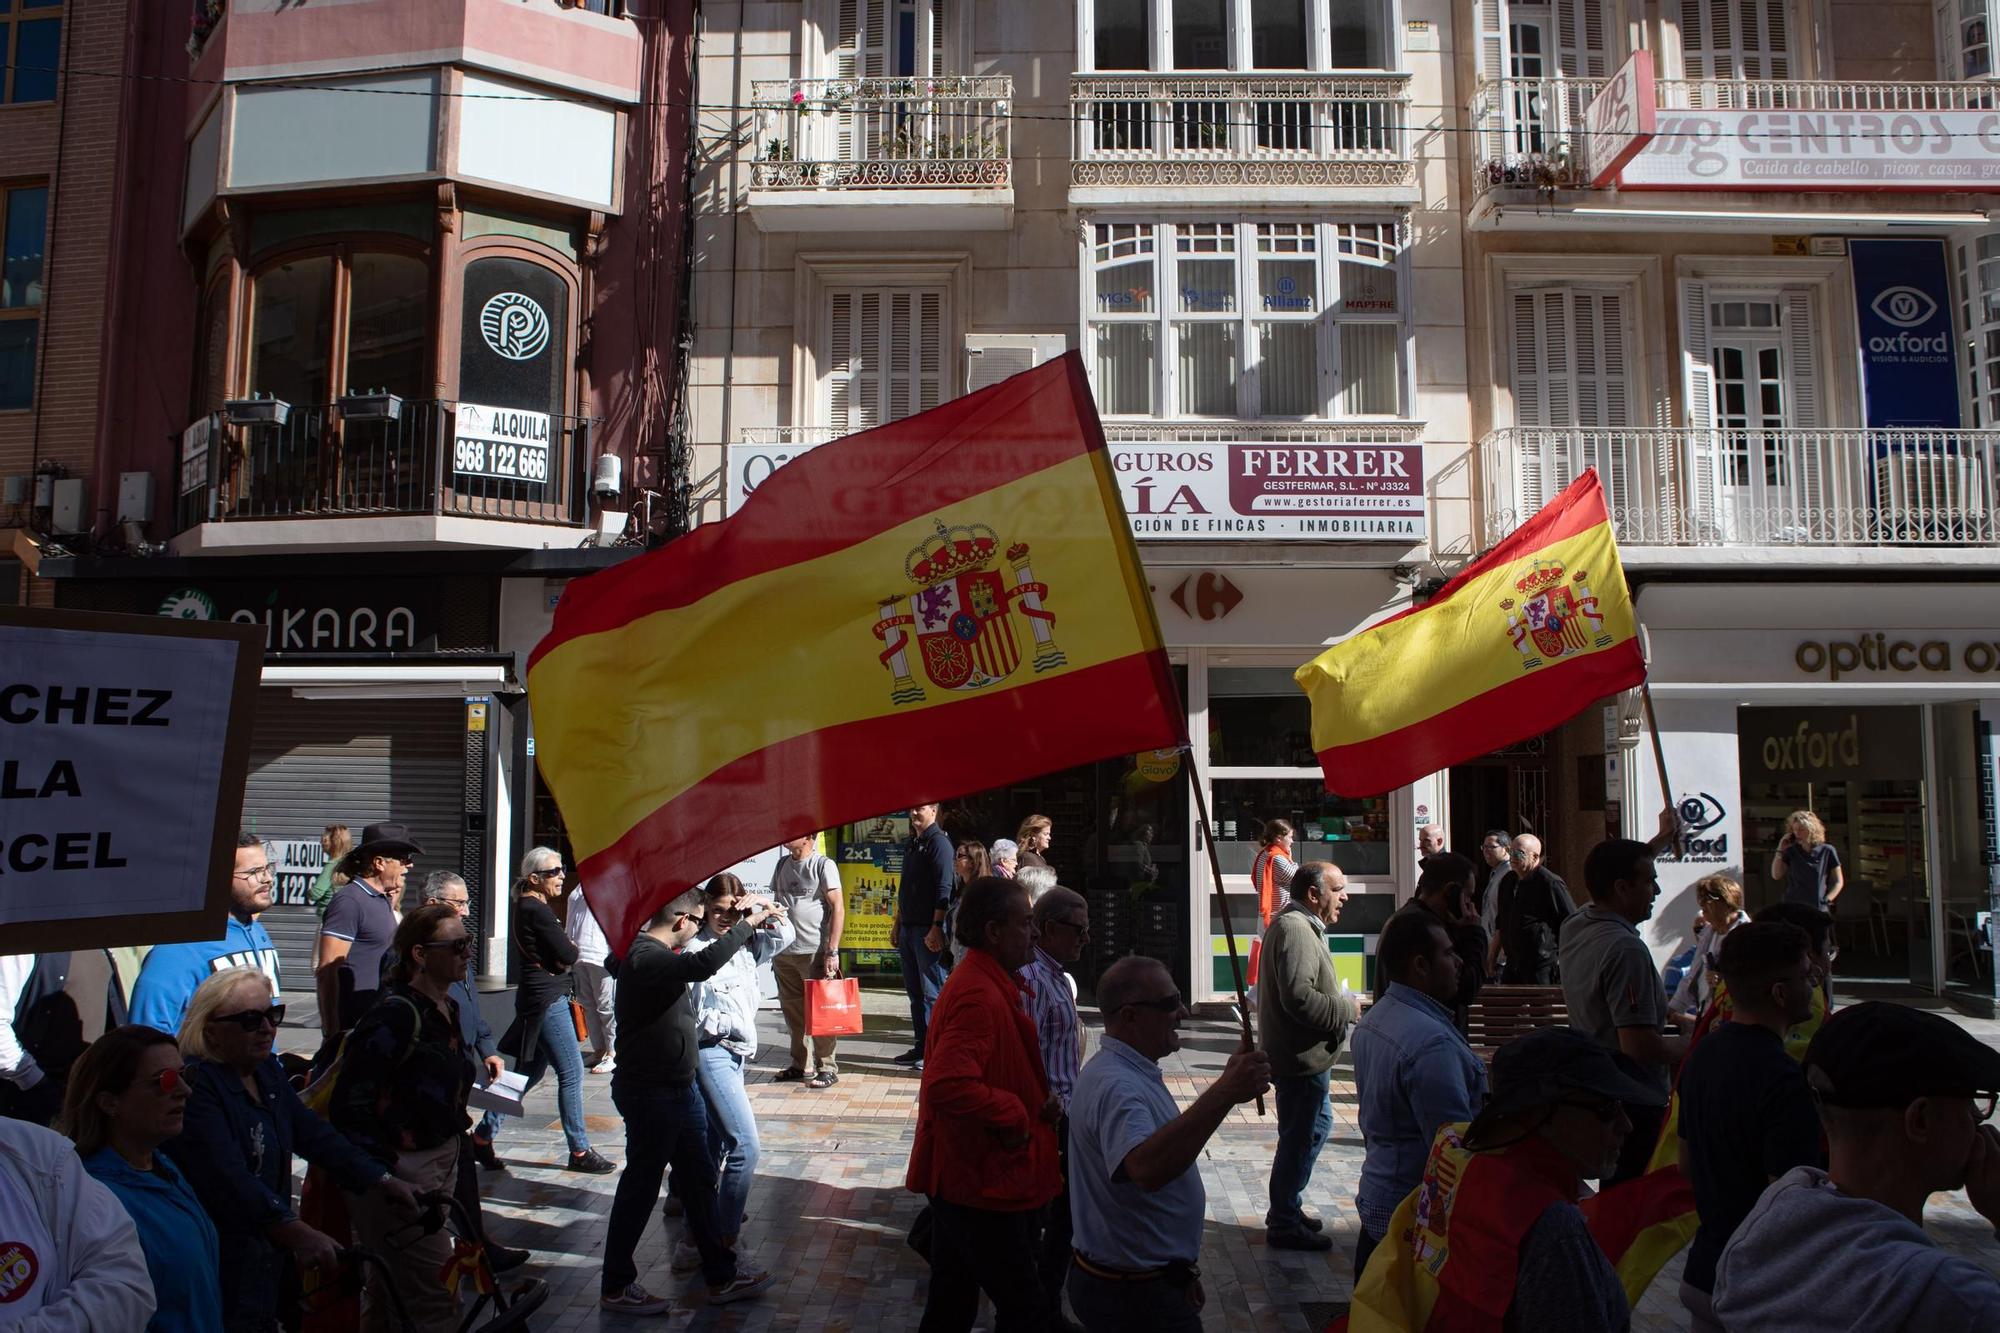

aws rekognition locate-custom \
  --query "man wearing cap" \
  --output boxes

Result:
[1351,1026,1663,1330]
[1713,1002,2000,1331]
[314,821,422,1041]
[1674,921,1825,1333]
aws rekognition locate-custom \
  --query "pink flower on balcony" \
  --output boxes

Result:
[792,88,806,105]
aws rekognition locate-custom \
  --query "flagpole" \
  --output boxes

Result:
[1634,627,1683,859]
[1183,757,1266,1117]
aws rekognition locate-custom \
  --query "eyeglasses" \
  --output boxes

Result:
[141,1066,186,1095]
[419,939,474,957]
[212,1004,284,1032]
[438,897,470,911]
[1124,992,1183,1013]
[233,865,276,882]
[1047,916,1090,934]
[1555,1097,1624,1123]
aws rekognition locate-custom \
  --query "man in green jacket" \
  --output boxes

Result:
[1257,860,1359,1251]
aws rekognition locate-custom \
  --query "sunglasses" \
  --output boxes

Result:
[140,1065,186,1095]
[420,939,474,956]
[530,868,564,879]
[1124,992,1183,1013]
[212,1004,285,1032]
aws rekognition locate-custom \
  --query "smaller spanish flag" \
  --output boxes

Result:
[1295,471,1643,797]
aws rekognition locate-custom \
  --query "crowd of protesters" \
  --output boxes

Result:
[5,806,2000,1331]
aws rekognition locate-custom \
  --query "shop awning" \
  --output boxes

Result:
[262,664,517,700]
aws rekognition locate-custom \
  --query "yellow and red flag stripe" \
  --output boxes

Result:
[1296,470,1644,796]
[527,354,1184,951]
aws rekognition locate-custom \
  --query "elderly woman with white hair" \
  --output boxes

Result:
[170,966,412,1331]
[504,847,614,1174]
[990,839,1020,878]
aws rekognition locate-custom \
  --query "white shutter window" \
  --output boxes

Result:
[835,0,890,163]
[1510,287,1631,430]
[1681,0,1791,86]
[1781,287,1825,531]
[1940,0,1995,79]
[1479,0,1513,164]
[1680,278,1718,541]
[1556,0,1610,76]
[823,284,947,431]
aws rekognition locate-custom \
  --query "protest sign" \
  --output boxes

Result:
[0,607,261,949]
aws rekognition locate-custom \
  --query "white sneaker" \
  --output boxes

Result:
[593,1055,617,1075]
[671,1237,702,1273]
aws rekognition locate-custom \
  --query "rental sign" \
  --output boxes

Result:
[1616,108,2000,190]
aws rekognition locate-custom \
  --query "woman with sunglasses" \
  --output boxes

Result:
[174,966,412,1331]
[503,847,613,1173]
[330,902,482,1331]
[62,1025,222,1332]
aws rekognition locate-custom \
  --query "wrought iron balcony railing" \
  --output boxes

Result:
[750,76,1013,190]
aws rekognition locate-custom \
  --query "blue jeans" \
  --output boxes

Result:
[898,928,945,1052]
[695,1044,759,1238]
[516,997,591,1154]
[1067,1266,1203,1333]
[1266,1069,1332,1232]
[603,1082,735,1293]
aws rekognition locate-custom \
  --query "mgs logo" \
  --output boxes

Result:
[479,292,551,361]
[1870,285,1938,330]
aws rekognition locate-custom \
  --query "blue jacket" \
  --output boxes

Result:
[81,1147,223,1333]
[128,916,281,1035]
[453,976,497,1059]
[898,822,957,926]
[169,1055,384,1326]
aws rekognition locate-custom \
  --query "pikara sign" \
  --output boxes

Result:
[0,608,261,949]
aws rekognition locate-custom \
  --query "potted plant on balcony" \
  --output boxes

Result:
[189,0,225,59]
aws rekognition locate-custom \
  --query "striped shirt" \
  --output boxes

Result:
[1021,947,1082,1109]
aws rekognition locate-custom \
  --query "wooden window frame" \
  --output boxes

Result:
[239,237,436,406]
[0,179,47,412]
[1,0,62,107]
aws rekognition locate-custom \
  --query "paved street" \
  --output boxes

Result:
[287,987,2000,1331]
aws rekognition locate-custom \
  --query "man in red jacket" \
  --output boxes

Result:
[907,874,1062,1332]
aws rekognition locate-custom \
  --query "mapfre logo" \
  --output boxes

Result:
[1870,285,1938,329]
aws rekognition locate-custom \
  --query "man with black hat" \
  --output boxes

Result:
[314,821,423,1041]
[1713,1002,2000,1331]
[1350,1026,1664,1330]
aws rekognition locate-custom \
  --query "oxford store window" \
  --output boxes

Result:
[1086,219,1406,419]
[1083,0,1396,72]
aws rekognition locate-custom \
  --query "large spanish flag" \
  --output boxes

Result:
[527,354,1184,953]
[1295,470,1643,796]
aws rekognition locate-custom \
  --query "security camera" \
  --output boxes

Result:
[592,454,623,505]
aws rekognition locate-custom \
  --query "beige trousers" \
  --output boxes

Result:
[772,950,839,1073]
[349,1136,464,1333]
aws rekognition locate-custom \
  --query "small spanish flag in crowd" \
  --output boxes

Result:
[527,354,1185,952]
[1295,470,1644,796]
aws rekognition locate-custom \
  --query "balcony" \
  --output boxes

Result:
[1069,73,1417,207]
[1481,427,2000,563]
[746,77,1014,233]
[173,400,594,554]
[1467,77,2000,229]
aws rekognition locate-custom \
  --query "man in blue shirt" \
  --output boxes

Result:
[1349,908,1486,1277]
[129,833,282,1035]
[891,803,954,1069]
[1067,956,1269,1332]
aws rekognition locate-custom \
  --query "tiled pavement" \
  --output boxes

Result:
[286,989,2000,1331]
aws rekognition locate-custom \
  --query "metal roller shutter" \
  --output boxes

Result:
[240,692,468,997]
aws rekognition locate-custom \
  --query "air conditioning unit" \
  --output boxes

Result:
[1874,450,1985,541]
[966,334,1068,394]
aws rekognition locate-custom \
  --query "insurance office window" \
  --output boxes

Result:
[1,0,59,104]
[1083,0,1385,70]
[1088,220,1404,418]
[0,183,47,411]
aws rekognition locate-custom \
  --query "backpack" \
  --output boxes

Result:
[299,993,423,1118]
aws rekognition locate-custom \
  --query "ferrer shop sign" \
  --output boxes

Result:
[1113,441,1425,541]
[1616,109,2000,191]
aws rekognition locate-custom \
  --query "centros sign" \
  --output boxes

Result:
[1617,109,2000,191]
[1585,49,1656,188]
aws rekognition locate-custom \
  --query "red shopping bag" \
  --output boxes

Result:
[806,977,864,1037]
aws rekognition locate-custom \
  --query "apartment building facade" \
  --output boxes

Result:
[3,0,695,985]
[1463,0,2000,1011]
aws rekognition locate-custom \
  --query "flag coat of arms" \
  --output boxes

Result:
[1295,470,1644,797]
[527,354,1185,952]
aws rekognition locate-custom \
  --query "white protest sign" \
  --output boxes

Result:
[0,608,261,949]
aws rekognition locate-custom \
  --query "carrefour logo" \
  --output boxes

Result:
[1870,285,1938,329]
